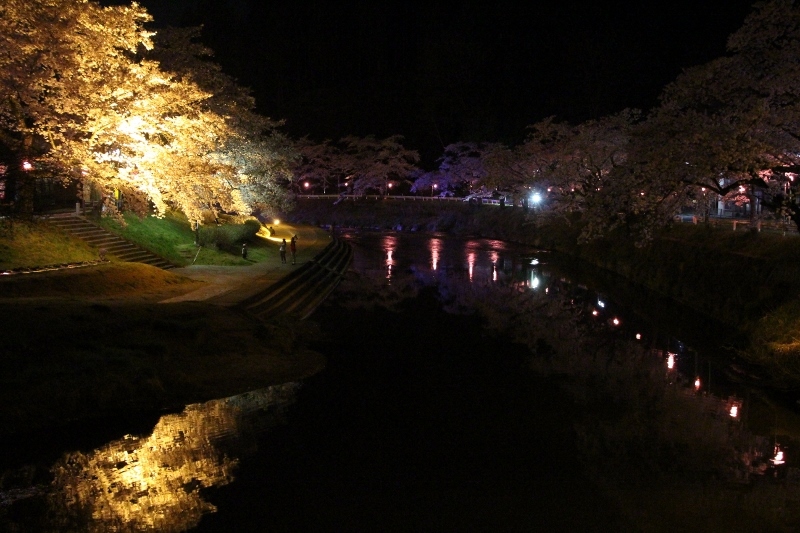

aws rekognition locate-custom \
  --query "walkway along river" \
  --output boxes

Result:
[2,230,800,530]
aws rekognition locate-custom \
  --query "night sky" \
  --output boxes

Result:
[133,0,757,165]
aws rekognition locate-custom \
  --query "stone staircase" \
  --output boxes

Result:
[237,237,353,320]
[46,213,177,270]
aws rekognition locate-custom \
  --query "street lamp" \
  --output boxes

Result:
[432,183,438,197]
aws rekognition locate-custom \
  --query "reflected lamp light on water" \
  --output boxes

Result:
[772,447,786,466]
[635,333,642,340]
[694,377,701,391]
[667,352,675,370]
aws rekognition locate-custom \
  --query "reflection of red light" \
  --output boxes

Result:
[694,377,701,391]
[612,318,620,326]
[592,310,599,316]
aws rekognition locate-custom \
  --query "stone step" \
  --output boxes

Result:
[246,238,352,320]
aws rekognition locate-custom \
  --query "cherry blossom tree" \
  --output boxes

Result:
[289,138,344,194]
[411,142,489,196]
[643,0,800,229]
[338,135,419,195]
[0,1,293,223]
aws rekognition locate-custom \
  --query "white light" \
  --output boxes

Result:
[530,259,539,265]
[612,317,620,326]
[531,192,542,204]
[635,333,642,340]
[772,448,785,465]
[597,299,605,308]
[22,161,33,171]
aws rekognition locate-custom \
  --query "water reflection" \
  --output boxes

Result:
[21,383,298,532]
[467,251,475,281]
[428,237,442,271]
[381,234,397,281]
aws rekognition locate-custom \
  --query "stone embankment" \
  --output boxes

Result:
[236,236,353,320]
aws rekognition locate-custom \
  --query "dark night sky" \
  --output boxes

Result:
[134,0,757,165]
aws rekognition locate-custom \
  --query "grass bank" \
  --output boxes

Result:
[0,219,97,269]
[96,210,266,266]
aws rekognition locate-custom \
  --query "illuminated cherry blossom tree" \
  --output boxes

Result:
[0,0,293,222]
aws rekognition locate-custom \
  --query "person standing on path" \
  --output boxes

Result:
[279,239,287,264]
[290,235,297,265]
[241,242,248,260]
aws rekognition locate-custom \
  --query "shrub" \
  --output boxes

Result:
[197,219,260,250]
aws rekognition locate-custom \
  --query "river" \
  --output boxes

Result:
[1,230,798,531]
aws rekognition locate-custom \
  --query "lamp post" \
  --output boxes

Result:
[432,183,438,197]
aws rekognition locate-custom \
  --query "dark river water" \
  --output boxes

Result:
[1,231,797,531]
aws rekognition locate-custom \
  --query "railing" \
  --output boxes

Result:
[673,214,798,234]
[296,194,509,205]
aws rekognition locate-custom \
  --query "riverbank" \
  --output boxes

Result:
[288,198,800,389]
[0,222,332,437]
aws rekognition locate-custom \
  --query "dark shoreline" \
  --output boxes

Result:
[0,298,326,438]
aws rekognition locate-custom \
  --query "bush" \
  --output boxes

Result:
[197,219,261,250]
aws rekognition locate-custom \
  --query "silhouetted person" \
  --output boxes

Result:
[241,242,248,260]
[279,239,287,264]
[290,235,297,265]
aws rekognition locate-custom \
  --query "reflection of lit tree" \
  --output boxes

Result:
[48,384,298,532]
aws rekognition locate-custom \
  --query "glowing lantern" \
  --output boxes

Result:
[772,447,785,466]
